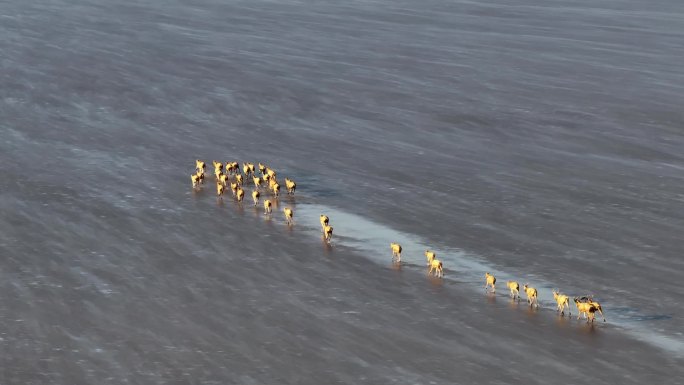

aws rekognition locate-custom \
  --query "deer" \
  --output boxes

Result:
[320,215,329,231]
[324,225,333,242]
[484,272,496,292]
[507,281,520,300]
[283,207,294,225]
[428,259,443,278]
[523,284,539,308]
[390,243,402,262]
[285,178,296,195]
[252,190,260,206]
[424,250,436,266]
[552,290,571,316]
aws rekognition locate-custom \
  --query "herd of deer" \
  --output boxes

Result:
[388,244,605,323]
[191,159,606,324]
[192,159,299,225]
[192,160,326,237]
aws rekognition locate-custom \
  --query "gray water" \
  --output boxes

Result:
[1,0,684,384]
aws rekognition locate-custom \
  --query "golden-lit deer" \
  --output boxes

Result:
[253,176,263,189]
[268,177,278,190]
[264,199,272,214]
[324,225,333,242]
[390,243,402,262]
[507,281,520,300]
[284,207,293,225]
[285,178,296,195]
[320,215,329,231]
[252,190,260,206]
[588,298,606,322]
[574,298,599,323]
[213,160,223,173]
[484,272,496,292]
[424,250,436,266]
[428,259,443,278]
[552,290,571,316]
[575,296,606,322]
[523,284,539,308]
[226,162,239,175]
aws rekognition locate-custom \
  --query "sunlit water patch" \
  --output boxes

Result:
[289,203,684,357]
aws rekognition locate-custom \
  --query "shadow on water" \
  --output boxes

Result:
[263,213,275,230]
[321,237,333,254]
[555,314,571,328]
[251,205,261,217]
[191,187,203,199]
[580,322,598,335]
[426,275,444,290]
[508,297,522,311]
[525,305,540,319]
[234,202,245,217]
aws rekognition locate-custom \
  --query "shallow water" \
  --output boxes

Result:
[295,203,684,355]
[2,0,684,383]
